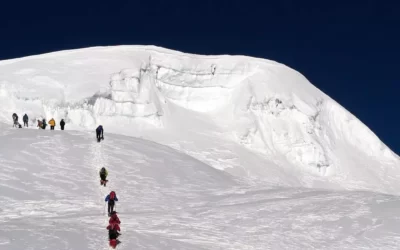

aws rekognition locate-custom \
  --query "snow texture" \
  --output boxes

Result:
[0,46,399,249]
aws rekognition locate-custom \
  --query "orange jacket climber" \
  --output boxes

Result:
[48,119,56,126]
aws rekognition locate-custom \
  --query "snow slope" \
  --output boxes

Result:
[0,45,398,194]
[2,126,400,250]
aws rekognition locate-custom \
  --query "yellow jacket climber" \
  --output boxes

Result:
[99,167,108,179]
[99,167,108,186]
[48,118,56,130]
[48,119,56,126]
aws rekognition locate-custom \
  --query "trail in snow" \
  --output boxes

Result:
[86,137,112,250]
[87,138,109,211]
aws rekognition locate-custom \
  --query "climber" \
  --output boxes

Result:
[42,119,47,130]
[108,221,121,249]
[211,64,216,75]
[12,113,18,122]
[23,114,29,127]
[12,113,19,127]
[49,118,56,130]
[99,167,108,186]
[96,125,104,142]
[105,191,118,216]
[37,120,43,129]
[60,119,65,130]
[109,211,121,225]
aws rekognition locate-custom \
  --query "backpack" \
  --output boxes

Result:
[109,191,116,201]
[100,168,106,174]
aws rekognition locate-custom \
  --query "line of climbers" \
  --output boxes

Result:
[37,118,65,130]
[13,115,117,247]
[100,163,121,248]
[12,113,66,130]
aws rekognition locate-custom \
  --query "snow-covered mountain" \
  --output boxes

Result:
[0,46,400,249]
[0,46,398,192]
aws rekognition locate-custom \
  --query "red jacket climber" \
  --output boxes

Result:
[109,211,121,225]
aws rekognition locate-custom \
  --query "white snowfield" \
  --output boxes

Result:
[0,46,399,249]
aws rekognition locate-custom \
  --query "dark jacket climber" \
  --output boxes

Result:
[105,191,118,216]
[23,114,29,127]
[42,119,47,129]
[60,119,65,130]
[96,125,104,141]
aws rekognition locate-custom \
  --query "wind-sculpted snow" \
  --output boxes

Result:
[0,45,398,194]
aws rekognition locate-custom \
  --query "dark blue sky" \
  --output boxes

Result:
[0,0,399,154]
